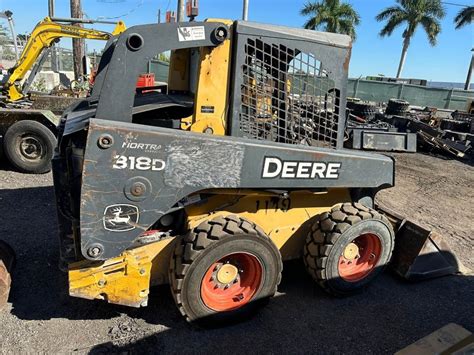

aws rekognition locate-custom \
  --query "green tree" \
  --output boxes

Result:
[300,0,361,40]
[376,0,446,78]
[157,52,170,63]
[454,6,474,29]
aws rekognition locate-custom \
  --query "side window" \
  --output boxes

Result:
[240,38,339,147]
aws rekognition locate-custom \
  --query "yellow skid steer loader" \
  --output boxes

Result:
[48,19,463,324]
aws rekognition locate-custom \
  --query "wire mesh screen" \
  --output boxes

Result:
[240,38,340,147]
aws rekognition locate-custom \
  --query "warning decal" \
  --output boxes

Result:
[177,26,205,41]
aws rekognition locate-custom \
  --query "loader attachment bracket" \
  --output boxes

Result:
[378,206,468,281]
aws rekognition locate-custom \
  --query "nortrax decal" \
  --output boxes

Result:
[262,157,341,179]
[122,142,162,151]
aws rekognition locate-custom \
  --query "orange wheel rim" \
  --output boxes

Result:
[338,233,382,282]
[200,253,263,312]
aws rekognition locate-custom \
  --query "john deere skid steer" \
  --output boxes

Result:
[52,20,460,323]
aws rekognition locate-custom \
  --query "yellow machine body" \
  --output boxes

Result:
[69,188,351,307]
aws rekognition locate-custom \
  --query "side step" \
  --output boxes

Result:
[377,206,469,281]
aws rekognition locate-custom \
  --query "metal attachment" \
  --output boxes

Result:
[159,214,174,227]
[213,26,228,43]
[343,242,359,260]
[131,182,146,197]
[127,33,144,51]
[203,127,214,134]
[97,134,114,149]
[216,263,239,284]
[87,244,104,259]
[98,279,106,287]
[139,268,146,275]
[124,176,152,202]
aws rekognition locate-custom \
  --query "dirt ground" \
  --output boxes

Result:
[0,152,472,353]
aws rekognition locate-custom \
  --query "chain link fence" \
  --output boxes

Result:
[348,78,473,111]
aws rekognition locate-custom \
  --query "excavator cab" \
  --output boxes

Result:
[52,20,462,324]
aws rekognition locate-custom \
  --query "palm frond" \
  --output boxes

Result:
[337,3,361,25]
[424,0,446,18]
[339,19,357,40]
[420,16,441,46]
[376,6,405,22]
[379,14,405,37]
[454,6,474,29]
[300,2,323,16]
[300,0,359,39]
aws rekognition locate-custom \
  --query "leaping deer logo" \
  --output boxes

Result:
[103,204,139,232]
[107,207,131,226]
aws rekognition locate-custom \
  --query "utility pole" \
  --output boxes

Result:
[242,0,249,21]
[158,9,161,23]
[49,0,59,72]
[48,0,55,18]
[2,11,19,60]
[70,0,85,80]
[177,0,185,22]
[464,49,473,91]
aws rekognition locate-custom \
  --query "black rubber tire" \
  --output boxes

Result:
[304,202,394,297]
[3,120,56,174]
[169,215,282,325]
[350,102,376,121]
[385,99,409,116]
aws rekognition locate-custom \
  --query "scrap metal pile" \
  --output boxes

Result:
[345,98,473,159]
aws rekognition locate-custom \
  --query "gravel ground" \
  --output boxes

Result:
[0,153,472,354]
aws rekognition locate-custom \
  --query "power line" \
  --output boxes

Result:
[165,0,172,12]
[95,0,145,20]
[441,1,470,8]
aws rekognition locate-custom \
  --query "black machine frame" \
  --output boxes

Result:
[53,20,394,262]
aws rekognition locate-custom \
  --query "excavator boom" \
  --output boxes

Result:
[3,17,126,102]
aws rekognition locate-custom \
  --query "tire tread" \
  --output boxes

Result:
[170,215,282,322]
[303,202,393,296]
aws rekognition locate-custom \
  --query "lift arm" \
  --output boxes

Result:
[3,17,126,102]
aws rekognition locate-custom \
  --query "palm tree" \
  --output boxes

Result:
[300,0,361,40]
[454,6,474,90]
[376,0,446,78]
[454,6,474,29]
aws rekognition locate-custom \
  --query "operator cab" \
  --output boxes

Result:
[62,20,350,150]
